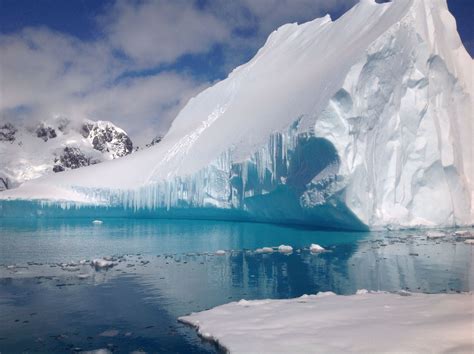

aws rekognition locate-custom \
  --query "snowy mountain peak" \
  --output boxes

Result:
[81,120,133,159]
[1,0,472,230]
[0,118,135,191]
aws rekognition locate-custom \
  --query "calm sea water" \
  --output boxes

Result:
[0,218,473,353]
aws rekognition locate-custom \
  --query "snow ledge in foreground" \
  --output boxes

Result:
[179,291,474,353]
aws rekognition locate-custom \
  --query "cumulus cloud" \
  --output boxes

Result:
[101,0,230,68]
[0,0,356,144]
[0,25,207,143]
[78,73,209,140]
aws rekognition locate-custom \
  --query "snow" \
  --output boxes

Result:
[0,0,472,230]
[278,245,293,253]
[310,243,325,253]
[179,291,474,353]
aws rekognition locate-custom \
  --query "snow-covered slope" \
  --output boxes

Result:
[1,0,472,230]
[0,118,133,190]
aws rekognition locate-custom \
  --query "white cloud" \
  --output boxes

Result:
[101,0,230,68]
[79,73,209,142]
[0,26,206,144]
[0,0,357,144]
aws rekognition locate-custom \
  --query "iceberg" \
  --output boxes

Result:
[0,0,472,230]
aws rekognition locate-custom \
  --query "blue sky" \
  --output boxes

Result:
[0,0,472,143]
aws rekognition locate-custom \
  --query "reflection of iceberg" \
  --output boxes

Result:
[347,235,474,293]
[1,0,472,230]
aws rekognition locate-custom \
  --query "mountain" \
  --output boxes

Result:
[0,119,133,191]
[1,0,472,230]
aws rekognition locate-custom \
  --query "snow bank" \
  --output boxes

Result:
[426,231,446,239]
[179,292,473,353]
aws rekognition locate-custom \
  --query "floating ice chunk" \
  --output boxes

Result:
[99,329,119,337]
[80,349,112,354]
[310,244,325,253]
[464,239,474,245]
[215,250,226,256]
[91,258,115,269]
[278,245,293,253]
[77,273,90,279]
[92,220,103,225]
[356,289,369,294]
[426,231,446,239]
[255,247,274,254]
[454,230,473,238]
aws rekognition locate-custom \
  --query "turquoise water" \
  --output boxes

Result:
[0,218,473,353]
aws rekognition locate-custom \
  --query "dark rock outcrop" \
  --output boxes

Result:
[0,123,17,142]
[36,124,57,142]
[53,147,96,172]
[81,121,133,158]
[146,136,163,148]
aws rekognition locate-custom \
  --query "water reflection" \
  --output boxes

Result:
[0,219,472,352]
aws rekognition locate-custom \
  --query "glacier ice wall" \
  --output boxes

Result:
[0,0,472,230]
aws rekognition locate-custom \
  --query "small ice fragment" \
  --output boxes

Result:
[91,259,115,269]
[7,265,15,269]
[454,230,472,238]
[426,231,445,239]
[77,273,90,279]
[99,329,119,337]
[92,220,103,225]
[81,349,112,354]
[255,247,274,254]
[464,239,474,245]
[278,245,293,253]
[310,244,325,253]
[356,289,369,294]
[215,250,226,255]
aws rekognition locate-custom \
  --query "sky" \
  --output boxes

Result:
[0,0,472,144]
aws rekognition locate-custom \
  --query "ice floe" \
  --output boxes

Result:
[180,291,473,353]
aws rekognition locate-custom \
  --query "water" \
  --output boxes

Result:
[1,218,473,353]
